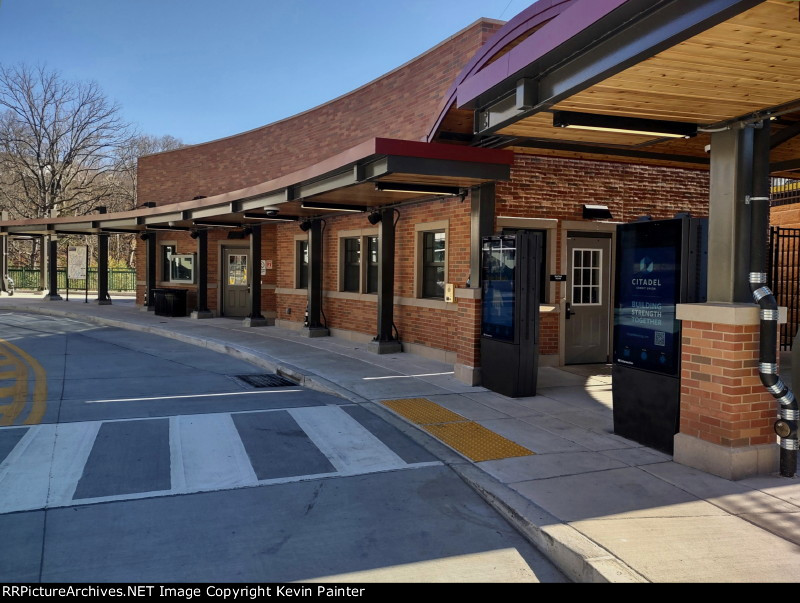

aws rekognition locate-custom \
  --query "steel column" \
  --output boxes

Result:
[370,208,401,353]
[470,183,496,288]
[197,230,209,313]
[45,236,62,301]
[1,211,7,294]
[96,207,111,305]
[707,127,754,303]
[304,220,329,336]
[243,225,267,326]
[146,234,156,311]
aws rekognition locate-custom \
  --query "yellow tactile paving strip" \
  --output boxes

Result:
[381,398,464,424]
[380,397,534,462]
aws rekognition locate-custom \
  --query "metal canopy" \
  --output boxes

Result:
[0,138,513,234]
[438,0,800,176]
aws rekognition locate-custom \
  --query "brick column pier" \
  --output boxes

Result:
[675,303,779,479]
[454,288,482,385]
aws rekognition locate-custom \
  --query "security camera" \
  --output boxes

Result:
[263,206,280,217]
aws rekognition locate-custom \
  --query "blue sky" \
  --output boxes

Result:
[0,0,531,145]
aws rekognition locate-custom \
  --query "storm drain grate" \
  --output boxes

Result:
[236,373,298,388]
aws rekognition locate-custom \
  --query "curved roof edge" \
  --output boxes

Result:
[425,0,576,142]
[142,17,505,161]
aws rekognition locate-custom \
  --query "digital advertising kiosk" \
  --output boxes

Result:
[480,231,543,398]
[612,216,707,454]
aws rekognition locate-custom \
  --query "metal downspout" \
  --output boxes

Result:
[750,120,797,477]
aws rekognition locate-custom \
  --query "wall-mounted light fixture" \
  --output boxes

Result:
[301,201,366,212]
[553,111,696,139]
[582,204,614,220]
[375,182,461,196]
[299,220,312,232]
[367,211,382,225]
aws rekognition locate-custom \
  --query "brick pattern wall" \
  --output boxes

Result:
[137,21,503,206]
[136,226,278,316]
[497,154,710,357]
[272,195,472,350]
[771,203,800,227]
[456,297,481,367]
[680,321,776,447]
[540,312,559,356]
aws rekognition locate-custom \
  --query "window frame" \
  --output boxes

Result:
[414,220,449,300]
[294,235,309,290]
[336,228,379,295]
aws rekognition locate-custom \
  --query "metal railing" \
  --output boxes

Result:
[771,178,800,207]
[768,227,800,350]
[8,267,136,292]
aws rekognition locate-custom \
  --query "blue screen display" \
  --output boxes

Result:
[614,220,682,376]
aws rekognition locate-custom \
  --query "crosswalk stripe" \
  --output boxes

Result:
[289,406,407,474]
[0,424,55,513]
[172,413,258,492]
[47,422,102,507]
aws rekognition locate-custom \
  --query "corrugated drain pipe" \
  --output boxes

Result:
[750,120,798,477]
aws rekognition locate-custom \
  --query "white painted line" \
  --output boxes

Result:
[289,406,407,474]
[0,424,55,513]
[361,372,454,380]
[168,416,186,494]
[47,421,102,507]
[174,413,258,491]
[84,389,303,404]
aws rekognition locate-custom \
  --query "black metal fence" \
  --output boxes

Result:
[768,227,800,350]
[8,267,136,292]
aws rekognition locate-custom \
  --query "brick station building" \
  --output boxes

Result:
[3,0,800,479]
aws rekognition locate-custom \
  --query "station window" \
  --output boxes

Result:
[421,230,446,299]
[342,237,361,293]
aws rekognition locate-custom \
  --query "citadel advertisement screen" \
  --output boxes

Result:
[614,220,683,376]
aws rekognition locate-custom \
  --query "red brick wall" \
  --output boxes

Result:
[497,154,710,356]
[771,203,800,227]
[137,20,503,206]
[680,321,776,447]
[273,196,471,350]
[136,226,278,316]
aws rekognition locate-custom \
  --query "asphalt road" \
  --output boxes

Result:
[0,312,567,583]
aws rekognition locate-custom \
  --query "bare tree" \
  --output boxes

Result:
[108,133,183,213]
[0,63,132,221]
[105,134,184,267]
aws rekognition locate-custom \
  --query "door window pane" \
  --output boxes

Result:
[571,248,602,306]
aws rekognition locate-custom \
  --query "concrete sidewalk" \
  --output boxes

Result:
[1,292,799,583]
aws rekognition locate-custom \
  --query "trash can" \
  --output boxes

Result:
[153,288,188,317]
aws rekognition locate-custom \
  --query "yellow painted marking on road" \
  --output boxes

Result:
[0,350,27,426]
[0,339,47,425]
[423,422,534,462]
[381,397,536,461]
[380,398,464,425]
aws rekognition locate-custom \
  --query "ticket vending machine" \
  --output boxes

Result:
[612,216,707,454]
[480,231,542,398]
